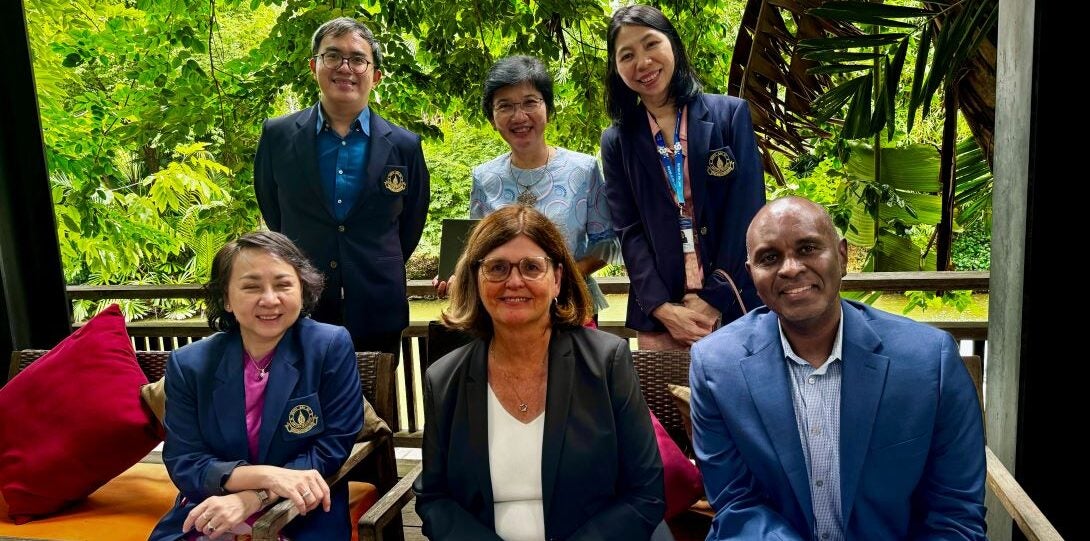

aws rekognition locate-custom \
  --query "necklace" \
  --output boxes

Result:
[246,351,273,380]
[489,344,547,414]
[509,147,554,207]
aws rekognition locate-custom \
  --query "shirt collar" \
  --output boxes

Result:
[315,103,371,136]
[778,314,844,375]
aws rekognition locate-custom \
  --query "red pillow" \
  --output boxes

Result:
[650,411,704,519]
[0,304,160,523]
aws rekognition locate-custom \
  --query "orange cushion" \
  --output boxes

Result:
[0,304,160,522]
[348,481,379,541]
[0,466,381,540]
[0,462,174,539]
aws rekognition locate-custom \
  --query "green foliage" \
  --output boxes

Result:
[951,221,991,271]
[26,0,989,320]
[902,289,972,315]
[801,0,997,141]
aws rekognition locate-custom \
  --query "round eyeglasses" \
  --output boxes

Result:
[492,97,545,117]
[478,256,553,282]
[313,52,373,74]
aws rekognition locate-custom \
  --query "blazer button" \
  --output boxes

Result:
[700,226,708,235]
[329,260,338,269]
[337,225,346,233]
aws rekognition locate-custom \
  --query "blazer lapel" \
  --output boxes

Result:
[837,301,888,524]
[464,340,495,524]
[540,330,574,521]
[739,314,815,528]
[629,117,677,208]
[686,96,713,223]
[291,106,334,218]
[257,327,301,463]
[211,337,249,458]
[352,111,394,219]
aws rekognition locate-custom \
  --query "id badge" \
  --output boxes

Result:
[679,217,696,254]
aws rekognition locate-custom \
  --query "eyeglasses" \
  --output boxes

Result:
[478,256,553,282]
[492,97,545,117]
[313,52,373,73]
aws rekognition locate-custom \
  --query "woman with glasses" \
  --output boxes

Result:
[414,205,666,541]
[436,56,619,322]
[601,5,765,349]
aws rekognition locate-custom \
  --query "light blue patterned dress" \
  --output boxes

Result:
[470,147,620,311]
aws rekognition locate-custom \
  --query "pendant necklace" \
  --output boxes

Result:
[246,351,273,380]
[509,147,554,207]
[490,344,547,414]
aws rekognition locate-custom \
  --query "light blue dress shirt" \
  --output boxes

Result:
[780,316,845,541]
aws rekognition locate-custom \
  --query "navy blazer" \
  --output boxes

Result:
[149,318,364,541]
[690,301,987,540]
[601,93,765,332]
[254,105,430,337]
[413,327,665,540]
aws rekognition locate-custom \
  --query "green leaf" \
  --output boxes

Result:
[907,24,931,134]
[873,230,923,271]
[799,33,909,52]
[842,72,873,139]
[810,2,932,20]
[806,63,873,76]
[812,76,868,122]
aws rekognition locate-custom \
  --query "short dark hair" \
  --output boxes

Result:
[205,231,325,332]
[442,205,592,337]
[481,55,555,122]
[605,4,702,126]
[311,17,383,71]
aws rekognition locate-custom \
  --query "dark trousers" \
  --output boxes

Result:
[309,299,403,358]
[351,330,402,358]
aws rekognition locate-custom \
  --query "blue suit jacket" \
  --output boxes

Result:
[689,301,986,540]
[149,318,364,541]
[601,94,765,331]
[413,327,665,540]
[254,105,430,337]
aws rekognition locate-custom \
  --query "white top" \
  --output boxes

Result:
[487,385,546,541]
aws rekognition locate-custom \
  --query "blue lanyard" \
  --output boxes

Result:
[654,108,685,208]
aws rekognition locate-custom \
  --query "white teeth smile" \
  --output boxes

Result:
[500,297,530,302]
[638,70,659,85]
[783,286,811,295]
[257,315,280,320]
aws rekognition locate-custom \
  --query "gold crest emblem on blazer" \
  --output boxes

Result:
[384,169,407,193]
[707,150,735,177]
[285,404,319,434]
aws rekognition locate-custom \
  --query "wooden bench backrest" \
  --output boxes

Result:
[8,349,399,426]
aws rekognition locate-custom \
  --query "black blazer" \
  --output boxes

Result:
[413,327,665,540]
[601,93,764,331]
[254,104,430,337]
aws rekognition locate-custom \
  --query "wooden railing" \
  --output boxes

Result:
[67,272,990,444]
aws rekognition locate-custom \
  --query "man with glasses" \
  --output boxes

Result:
[255,17,430,357]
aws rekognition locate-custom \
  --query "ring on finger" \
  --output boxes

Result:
[302,490,312,498]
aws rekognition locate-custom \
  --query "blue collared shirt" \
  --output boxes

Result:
[316,105,371,221]
[780,316,844,541]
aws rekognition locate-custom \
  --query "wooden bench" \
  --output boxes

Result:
[1,349,412,541]
[630,350,1062,541]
